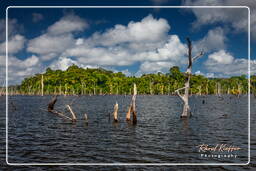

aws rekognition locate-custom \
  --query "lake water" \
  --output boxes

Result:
[0,95,255,170]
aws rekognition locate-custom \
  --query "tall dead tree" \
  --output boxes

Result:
[41,75,44,96]
[149,81,153,95]
[65,84,67,96]
[217,82,221,96]
[206,80,209,95]
[175,38,204,118]
[198,85,202,96]
[238,83,242,95]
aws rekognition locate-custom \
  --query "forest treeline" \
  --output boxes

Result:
[4,65,256,95]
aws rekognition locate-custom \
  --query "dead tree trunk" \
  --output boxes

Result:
[149,81,153,95]
[94,82,96,95]
[67,104,77,122]
[113,102,118,122]
[126,83,137,124]
[238,83,241,95]
[217,83,221,96]
[84,113,88,122]
[47,95,75,121]
[175,38,204,118]
[126,104,132,121]
[41,75,44,96]
[206,81,209,95]
[48,95,57,111]
[132,84,137,124]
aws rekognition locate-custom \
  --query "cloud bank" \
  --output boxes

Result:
[0,11,253,84]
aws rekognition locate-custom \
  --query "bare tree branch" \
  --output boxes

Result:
[192,51,204,62]
[175,86,187,92]
[175,90,185,102]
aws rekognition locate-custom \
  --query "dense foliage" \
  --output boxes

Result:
[17,65,253,95]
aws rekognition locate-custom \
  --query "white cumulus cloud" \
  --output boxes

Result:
[27,34,75,55]
[194,27,226,53]
[0,19,24,42]
[0,34,26,54]
[139,61,174,73]
[6,55,42,84]
[47,13,88,35]
[206,50,234,65]
[63,15,187,71]
[27,13,88,61]
[183,0,255,39]
[205,50,255,76]
[89,14,170,46]
[50,56,78,71]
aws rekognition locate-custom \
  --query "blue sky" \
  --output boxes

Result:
[0,0,255,85]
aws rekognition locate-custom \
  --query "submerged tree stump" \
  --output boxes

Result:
[126,83,137,124]
[131,84,137,124]
[84,113,88,125]
[113,102,118,122]
[84,113,88,121]
[126,104,132,121]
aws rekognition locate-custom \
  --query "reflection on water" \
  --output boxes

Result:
[0,95,253,168]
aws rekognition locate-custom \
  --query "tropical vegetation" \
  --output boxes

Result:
[8,64,253,96]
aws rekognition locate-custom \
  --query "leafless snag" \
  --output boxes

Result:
[126,104,132,121]
[41,75,44,96]
[67,104,77,122]
[113,102,118,122]
[126,83,137,124]
[47,95,76,122]
[84,113,88,122]
[48,95,57,112]
[175,38,204,118]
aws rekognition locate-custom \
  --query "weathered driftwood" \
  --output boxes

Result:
[175,38,204,118]
[40,108,72,120]
[113,102,118,122]
[67,104,77,122]
[49,109,73,121]
[47,95,75,122]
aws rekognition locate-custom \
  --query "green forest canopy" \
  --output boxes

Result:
[17,64,255,95]
[13,65,256,94]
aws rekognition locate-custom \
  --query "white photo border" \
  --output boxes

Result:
[5,6,251,166]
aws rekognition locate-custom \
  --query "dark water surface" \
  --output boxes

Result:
[1,95,255,170]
